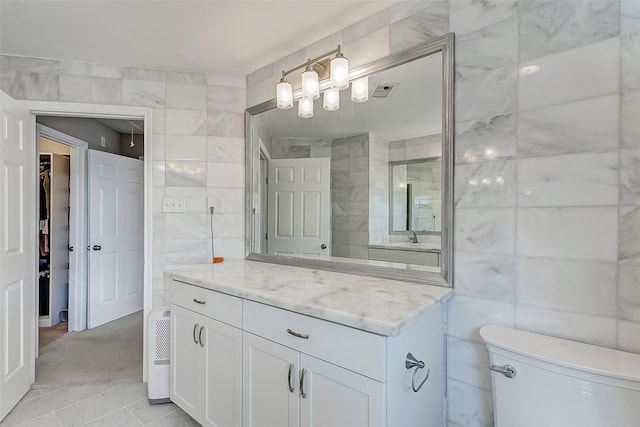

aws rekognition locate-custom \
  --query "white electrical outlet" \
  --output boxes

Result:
[100,136,106,148]
[208,198,224,214]
[162,197,186,213]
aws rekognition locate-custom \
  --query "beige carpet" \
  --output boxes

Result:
[35,311,143,388]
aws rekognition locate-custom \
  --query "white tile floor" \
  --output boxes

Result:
[1,382,198,427]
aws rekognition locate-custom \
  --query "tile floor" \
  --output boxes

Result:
[1,382,197,427]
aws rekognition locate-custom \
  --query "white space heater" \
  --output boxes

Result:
[148,309,171,404]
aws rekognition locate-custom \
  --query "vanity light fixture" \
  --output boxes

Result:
[275,45,367,118]
[351,76,369,102]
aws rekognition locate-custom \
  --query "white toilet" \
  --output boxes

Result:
[480,325,640,427]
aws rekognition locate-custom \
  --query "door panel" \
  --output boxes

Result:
[268,158,330,257]
[243,333,299,427]
[300,354,384,427]
[88,149,143,328]
[170,305,200,421]
[49,154,69,326]
[0,91,36,421]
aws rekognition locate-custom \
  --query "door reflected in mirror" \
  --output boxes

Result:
[246,35,454,287]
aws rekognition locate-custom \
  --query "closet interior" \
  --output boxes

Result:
[39,152,70,327]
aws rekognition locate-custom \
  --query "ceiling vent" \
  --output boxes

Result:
[371,82,399,99]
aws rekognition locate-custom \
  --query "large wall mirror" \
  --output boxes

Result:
[245,33,453,287]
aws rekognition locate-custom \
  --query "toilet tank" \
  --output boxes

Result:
[480,325,640,427]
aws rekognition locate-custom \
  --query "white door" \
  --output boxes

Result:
[267,158,330,257]
[243,332,299,427]
[300,354,384,427]
[0,91,36,420]
[87,149,143,328]
[48,154,70,326]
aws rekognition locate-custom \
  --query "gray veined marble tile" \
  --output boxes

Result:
[455,17,517,74]
[246,63,274,88]
[517,207,618,261]
[622,33,640,91]
[517,256,617,317]
[455,114,517,164]
[59,75,92,102]
[10,56,60,74]
[447,336,493,391]
[91,77,122,104]
[166,70,206,84]
[15,72,59,101]
[122,66,166,82]
[622,0,640,33]
[620,206,640,263]
[518,37,620,111]
[90,63,123,78]
[455,65,517,122]
[455,160,516,208]
[207,136,245,163]
[517,151,618,207]
[165,135,207,161]
[206,73,245,88]
[389,3,449,53]
[207,111,244,138]
[621,89,640,147]
[449,0,517,35]
[618,319,640,353]
[166,83,207,110]
[454,208,516,254]
[621,148,640,206]
[207,85,246,114]
[517,0,559,13]
[165,109,207,136]
[344,9,389,43]
[166,213,208,239]
[447,377,494,427]
[122,79,165,107]
[207,162,244,188]
[165,161,207,187]
[447,294,516,342]
[0,55,9,75]
[619,264,640,322]
[519,0,620,62]
[390,0,446,23]
[454,251,516,301]
[60,60,92,76]
[518,94,619,157]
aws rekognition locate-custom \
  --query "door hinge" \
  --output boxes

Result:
[66,263,69,269]
[265,233,268,240]
[265,177,268,184]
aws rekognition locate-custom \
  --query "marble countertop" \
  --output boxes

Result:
[368,243,441,253]
[164,260,452,337]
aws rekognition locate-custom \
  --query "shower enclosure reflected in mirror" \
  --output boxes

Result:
[245,34,454,287]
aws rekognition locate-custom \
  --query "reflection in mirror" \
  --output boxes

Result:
[390,158,442,234]
[246,34,454,287]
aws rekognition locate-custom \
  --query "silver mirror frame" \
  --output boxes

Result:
[244,33,454,287]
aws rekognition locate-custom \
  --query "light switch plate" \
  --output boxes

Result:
[163,197,186,213]
[208,198,224,214]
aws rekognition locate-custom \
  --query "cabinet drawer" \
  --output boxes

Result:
[170,280,242,328]
[243,300,386,381]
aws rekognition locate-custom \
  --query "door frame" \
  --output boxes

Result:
[27,101,153,381]
[37,124,87,334]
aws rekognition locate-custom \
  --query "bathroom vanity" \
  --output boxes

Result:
[164,261,451,427]
[368,243,441,267]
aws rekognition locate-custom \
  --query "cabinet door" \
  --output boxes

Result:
[300,354,384,427]
[202,316,243,427]
[243,333,299,427]
[170,304,201,421]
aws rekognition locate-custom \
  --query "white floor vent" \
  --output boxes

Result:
[148,309,171,404]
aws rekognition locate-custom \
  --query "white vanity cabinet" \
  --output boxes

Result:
[170,280,243,427]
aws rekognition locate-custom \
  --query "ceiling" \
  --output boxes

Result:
[261,51,443,142]
[0,0,398,76]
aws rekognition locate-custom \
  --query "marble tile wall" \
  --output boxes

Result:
[369,133,389,245]
[247,1,640,426]
[331,134,370,259]
[1,55,246,308]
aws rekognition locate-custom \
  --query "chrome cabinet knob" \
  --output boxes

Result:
[320,244,327,250]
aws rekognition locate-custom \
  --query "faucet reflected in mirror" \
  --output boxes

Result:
[408,231,418,243]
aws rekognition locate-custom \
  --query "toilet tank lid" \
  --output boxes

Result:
[480,325,640,382]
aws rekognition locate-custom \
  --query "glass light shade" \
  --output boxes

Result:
[298,97,314,118]
[351,76,368,102]
[323,88,340,111]
[330,56,349,89]
[301,69,320,100]
[276,80,293,109]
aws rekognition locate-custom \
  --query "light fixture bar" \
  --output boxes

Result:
[279,46,342,79]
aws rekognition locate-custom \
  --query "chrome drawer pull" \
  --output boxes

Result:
[300,368,307,399]
[489,364,516,378]
[288,363,295,393]
[287,328,309,339]
[193,298,206,305]
[199,326,204,347]
[193,323,199,345]
[405,352,430,393]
